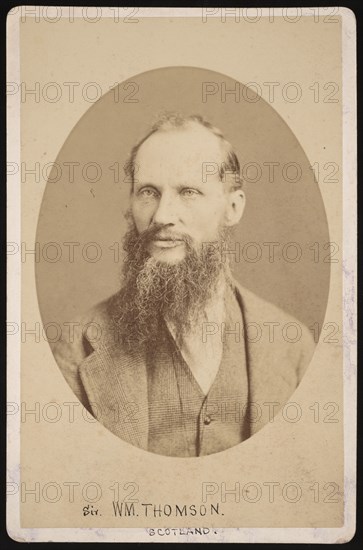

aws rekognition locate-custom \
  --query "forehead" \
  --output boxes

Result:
[135,125,224,182]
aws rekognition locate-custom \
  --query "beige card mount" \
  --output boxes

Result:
[6,6,356,543]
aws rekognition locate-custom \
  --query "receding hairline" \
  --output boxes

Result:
[125,113,243,190]
[135,120,226,158]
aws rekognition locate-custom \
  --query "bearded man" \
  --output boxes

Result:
[54,113,315,457]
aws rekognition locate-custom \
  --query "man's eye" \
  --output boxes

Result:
[181,188,200,197]
[138,188,158,198]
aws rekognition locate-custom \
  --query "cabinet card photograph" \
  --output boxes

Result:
[7,6,356,544]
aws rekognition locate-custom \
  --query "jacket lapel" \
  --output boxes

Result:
[79,339,149,450]
[234,283,296,436]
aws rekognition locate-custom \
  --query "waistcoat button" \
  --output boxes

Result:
[204,415,212,425]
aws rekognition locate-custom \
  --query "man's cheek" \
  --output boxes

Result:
[132,210,149,233]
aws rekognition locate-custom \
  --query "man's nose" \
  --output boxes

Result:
[152,192,178,226]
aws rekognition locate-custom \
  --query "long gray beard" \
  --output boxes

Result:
[110,220,232,352]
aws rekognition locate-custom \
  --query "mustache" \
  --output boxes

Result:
[136,224,192,246]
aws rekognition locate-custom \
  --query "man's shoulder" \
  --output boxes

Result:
[233,280,309,328]
[76,296,114,333]
[232,280,315,363]
[53,294,118,364]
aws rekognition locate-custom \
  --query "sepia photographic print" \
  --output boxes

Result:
[7,6,356,543]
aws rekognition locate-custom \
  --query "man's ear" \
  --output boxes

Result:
[224,189,246,227]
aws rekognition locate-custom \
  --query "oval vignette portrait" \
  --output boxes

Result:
[35,66,330,457]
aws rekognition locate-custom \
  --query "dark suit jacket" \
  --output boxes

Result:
[53,282,315,450]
